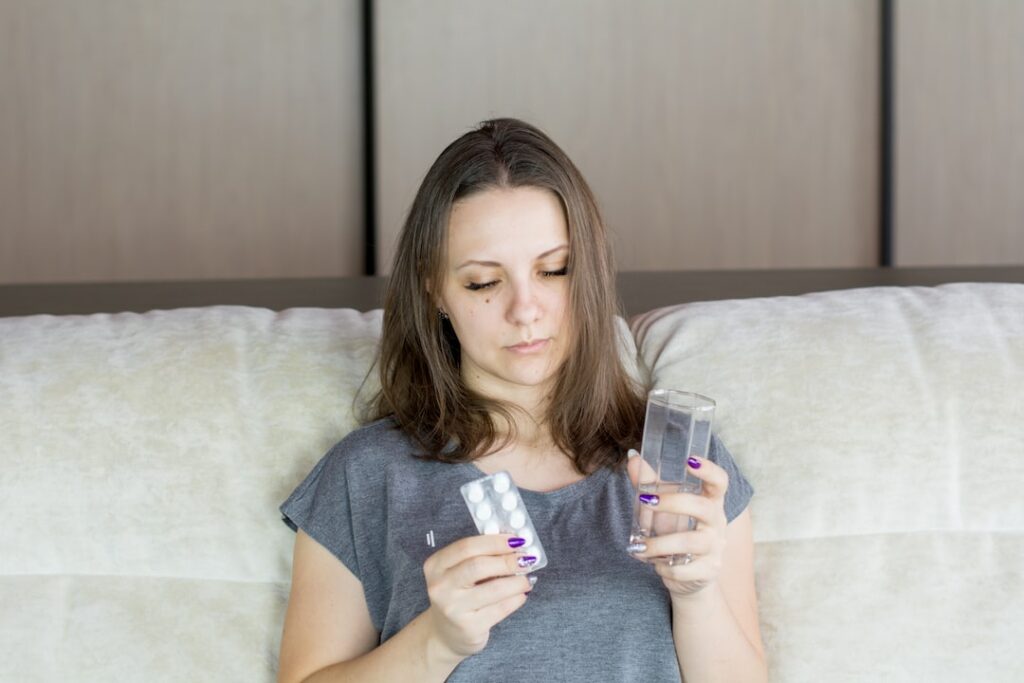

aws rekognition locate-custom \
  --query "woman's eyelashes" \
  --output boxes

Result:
[542,266,568,278]
[463,266,568,292]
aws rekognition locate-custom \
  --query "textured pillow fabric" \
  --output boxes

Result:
[0,306,383,681]
[7,285,1020,681]
[0,306,640,681]
[631,283,1024,681]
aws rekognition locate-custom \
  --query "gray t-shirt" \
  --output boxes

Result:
[280,418,754,681]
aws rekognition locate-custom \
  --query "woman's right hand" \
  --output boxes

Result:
[422,533,536,659]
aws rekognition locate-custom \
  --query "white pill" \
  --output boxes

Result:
[501,492,518,511]
[475,502,493,521]
[525,545,540,558]
[483,519,500,534]
[493,472,511,493]
[519,528,534,546]
[509,509,526,529]
[466,483,484,503]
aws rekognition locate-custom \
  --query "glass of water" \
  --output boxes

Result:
[630,389,716,565]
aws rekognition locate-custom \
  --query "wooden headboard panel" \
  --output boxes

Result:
[1,267,1021,319]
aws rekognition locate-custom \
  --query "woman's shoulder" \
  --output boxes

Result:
[294,417,417,496]
[327,416,414,463]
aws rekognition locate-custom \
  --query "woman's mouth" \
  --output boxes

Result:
[506,338,550,354]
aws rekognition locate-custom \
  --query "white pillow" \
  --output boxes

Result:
[0,306,382,681]
[631,283,1024,681]
[0,305,640,681]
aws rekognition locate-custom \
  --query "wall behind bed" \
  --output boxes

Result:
[1,1,1022,286]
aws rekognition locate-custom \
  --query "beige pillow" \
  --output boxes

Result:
[0,306,382,680]
[0,305,640,681]
[631,283,1024,681]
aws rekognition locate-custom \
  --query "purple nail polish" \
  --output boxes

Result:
[639,493,659,506]
[688,457,702,469]
[508,537,526,548]
[517,555,538,568]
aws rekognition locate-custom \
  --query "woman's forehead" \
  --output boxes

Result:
[446,187,568,263]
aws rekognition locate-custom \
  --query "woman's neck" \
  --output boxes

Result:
[492,401,553,447]
[476,419,582,489]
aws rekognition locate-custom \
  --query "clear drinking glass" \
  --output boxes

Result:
[629,389,716,565]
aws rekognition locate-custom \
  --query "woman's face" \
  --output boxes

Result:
[437,186,572,406]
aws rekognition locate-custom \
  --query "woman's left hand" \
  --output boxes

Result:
[626,450,730,600]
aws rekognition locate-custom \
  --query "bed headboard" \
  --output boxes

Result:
[1,266,1021,318]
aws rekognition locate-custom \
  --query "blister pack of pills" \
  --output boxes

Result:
[460,471,547,573]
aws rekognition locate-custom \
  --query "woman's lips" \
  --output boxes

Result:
[506,338,550,354]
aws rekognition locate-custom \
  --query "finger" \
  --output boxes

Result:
[652,558,712,582]
[472,573,533,596]
[629,529,714,560]
[638,489,717,526]
[475,573,537,592]
[425,533,524,579]
[682,455,729,500]
[434,576,530,643]
[453,551,539,589]
[626,448,659,489]
[472,588,530,630]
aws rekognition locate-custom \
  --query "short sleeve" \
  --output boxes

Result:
[707,433,754,523]
[279,421,401,633]
[279,440,363,579]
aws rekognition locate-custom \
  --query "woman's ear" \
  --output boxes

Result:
[425,278,445,314]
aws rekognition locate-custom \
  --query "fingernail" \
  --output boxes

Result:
[627,448,640,459]
[508,537,526,548]
[517,555,538,568]
[626,542,647,554]
[639,493,659,506]
[688,457,702,469]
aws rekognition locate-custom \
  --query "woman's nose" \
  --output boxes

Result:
[507,281,541,326]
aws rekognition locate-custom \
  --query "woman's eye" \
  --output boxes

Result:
[465,280,498,291]
[541,266,568,278]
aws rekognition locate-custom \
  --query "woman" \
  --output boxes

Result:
[277,118,766,682]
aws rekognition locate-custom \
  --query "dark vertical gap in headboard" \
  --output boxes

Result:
[361,0,378,275]
[880,0,895,267]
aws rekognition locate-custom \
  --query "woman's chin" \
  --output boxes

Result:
[502,368,560,390]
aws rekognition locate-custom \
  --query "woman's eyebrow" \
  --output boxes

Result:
[456,244,568,271]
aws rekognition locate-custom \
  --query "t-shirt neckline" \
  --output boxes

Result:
[457,460,613,506]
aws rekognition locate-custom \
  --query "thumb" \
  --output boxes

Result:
[626,448,659,491]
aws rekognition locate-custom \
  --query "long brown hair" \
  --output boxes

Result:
[369,117,643,475]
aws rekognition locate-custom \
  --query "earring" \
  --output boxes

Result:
[438,309,449,321]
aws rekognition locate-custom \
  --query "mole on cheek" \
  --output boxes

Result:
[485,298,491,304]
